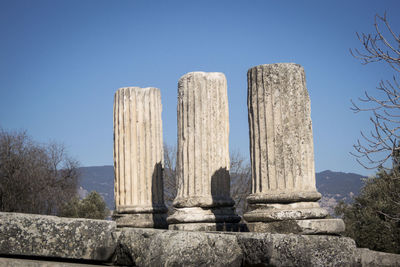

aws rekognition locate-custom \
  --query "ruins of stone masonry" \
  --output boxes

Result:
[3,65,400,266]
[113,87,167,228]
[243,63,345,234]
[167,72,241,231]
[111,65,344,234]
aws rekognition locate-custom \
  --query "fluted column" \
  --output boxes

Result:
[113,87,167,228]
[244,64,344,234]
[167,72,240,231]
[247,63,321,202]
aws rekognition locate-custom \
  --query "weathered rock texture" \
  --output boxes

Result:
[355,248,400,266]
[0,257,101,267]
[236,232,357,266]
[113,87,167,228]
[244,64,343,234]
[115,228,243,266]
[167,72,240,230]
[0,212,117,262]
[1,212,400,266]
[246,63,319,201]
[113,228,375,267]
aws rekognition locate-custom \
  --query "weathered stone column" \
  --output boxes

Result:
[243,64,344,234]
[113,87,167,228]
[167,72,240,231]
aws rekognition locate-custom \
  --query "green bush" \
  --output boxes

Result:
[59,191,109,220]
[335,169,400,254]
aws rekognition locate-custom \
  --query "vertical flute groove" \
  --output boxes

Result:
[125,89,131,205]
[206,77,211,196]
[186,77,190,197]
[120,89,125,205]
[114,93,120,206]
[247,71,255,194]
[138,92,144,205]
[259,67,267,193]
[224,77,230,196]
[131,91,138,204]
[157,90,163,204]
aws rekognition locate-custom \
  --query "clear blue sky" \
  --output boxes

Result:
[1,0,399,175]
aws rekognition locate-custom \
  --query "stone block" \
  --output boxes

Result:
[113,228,359,266]
[246,219,345,235]
[112,212,167,228]
[244,202,329,222]
[0,212,117,262]
[355,248,400,266]
[1,213,400,266]
[236,232,358,266]
[0,257,103,266]
[114,228,243,266]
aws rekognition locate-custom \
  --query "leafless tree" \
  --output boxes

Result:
[0,128,79,215]
[229,151,251,217]
[350,13,400,169]
[163,144,177,210]
[162,144,251,217]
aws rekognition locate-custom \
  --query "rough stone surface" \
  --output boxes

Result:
[244,202,329,222]
[114,228,359,266]
[295,218,346,234]
[113,87,167,228]
[246,218,345,235]
[355,248,400,266]
[247,63,318,199]
[0,212,117,262]
[236,232,358,266]
[168,222,243,232]
[112,212,167,228]
[0,257,103,267]
[1,212,400,266]
[167,207,239,224]
[246,191,322,204]
[244,63,344,234]
[168,72,240,228]
[114,228,243,266]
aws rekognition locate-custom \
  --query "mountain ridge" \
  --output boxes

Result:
[78,165,366,215]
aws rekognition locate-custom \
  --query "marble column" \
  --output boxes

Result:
[243,64,344,234]
[167,72,240,231]
[113,87,167,228]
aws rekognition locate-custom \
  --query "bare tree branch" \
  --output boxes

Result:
[351,13,400,169]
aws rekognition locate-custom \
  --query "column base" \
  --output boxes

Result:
[243,201,328,222]
[246,218,345,235]
[113,212,167,229]
[167,206,240,231]
[246,191,322,204]
[169,222,243,232]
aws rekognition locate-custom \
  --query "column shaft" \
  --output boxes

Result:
[246,64,321,204]
[113,87,166,228]
[168,72,239,231]
[174,72,232,208]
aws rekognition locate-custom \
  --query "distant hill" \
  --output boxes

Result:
[316,170,365,197]
[78,166,114,210]
[316,170,366,215]
[78,166,366,215]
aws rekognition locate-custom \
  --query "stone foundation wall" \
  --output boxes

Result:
[1,212,400,266]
